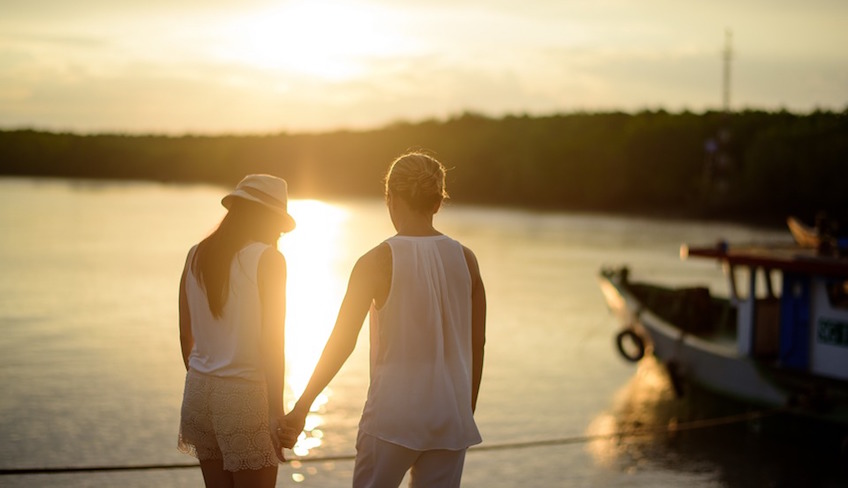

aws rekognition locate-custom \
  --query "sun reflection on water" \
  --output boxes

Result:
[278,199,350,455]
[585,358,677,469]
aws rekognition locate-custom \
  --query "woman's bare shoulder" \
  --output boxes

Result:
[258,245,286,281]
[461,245,479,268]
[356,241,391,272]
[259,244,284,262]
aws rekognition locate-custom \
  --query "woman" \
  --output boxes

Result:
[178,174,295,488]
[282,152,486,488]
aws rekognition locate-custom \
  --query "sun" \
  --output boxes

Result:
[217,0,407,81]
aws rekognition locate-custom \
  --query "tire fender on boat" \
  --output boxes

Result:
[615,328,645,362]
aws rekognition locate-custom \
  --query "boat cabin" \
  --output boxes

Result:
[682,242,848,382]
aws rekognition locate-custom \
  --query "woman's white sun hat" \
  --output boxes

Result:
[222,174,296,232]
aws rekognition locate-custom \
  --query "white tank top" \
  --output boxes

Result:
[359,235,482,450]
[185,241,270,381]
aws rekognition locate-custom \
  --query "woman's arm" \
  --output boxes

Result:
[281,245,386,446]
[258,247,287,419]
[464,246,487,413]
[179,253,194,371]
[258,246,287,462]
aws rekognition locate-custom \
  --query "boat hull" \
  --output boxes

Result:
[599,267,848,426]
[599,267,789,407]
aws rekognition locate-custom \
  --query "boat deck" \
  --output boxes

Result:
[627,282,737,343]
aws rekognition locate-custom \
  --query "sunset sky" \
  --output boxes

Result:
[1,0,846,134]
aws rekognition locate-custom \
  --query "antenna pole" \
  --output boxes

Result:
[722,29,733,113]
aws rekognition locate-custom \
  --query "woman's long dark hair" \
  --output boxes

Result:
[191,198,284,318]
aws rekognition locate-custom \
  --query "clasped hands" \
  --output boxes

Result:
[274,408,308,455]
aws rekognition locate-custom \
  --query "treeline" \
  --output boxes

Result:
[1,109,847,225]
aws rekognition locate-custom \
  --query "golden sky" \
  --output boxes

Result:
[1,0,846,134]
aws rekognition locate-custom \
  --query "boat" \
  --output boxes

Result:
[787,214,848,252]
[787,216,820,248]
[598,238,848,425]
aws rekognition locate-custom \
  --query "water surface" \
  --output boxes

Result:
[0,178,844,487]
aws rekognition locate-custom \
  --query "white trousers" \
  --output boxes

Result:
[352,430,467,488]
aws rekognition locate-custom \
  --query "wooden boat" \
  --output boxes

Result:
[598,240,848,425]
[787,216,820,248]
[788,214,848,252]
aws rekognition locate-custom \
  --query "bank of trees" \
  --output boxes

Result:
[1,109,846,225]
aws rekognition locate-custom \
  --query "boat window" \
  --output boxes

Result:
[765,269,782,299]
[826,279,848,309]
[726,265,782,301]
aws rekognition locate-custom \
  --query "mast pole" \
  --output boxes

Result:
[722,29,733,113]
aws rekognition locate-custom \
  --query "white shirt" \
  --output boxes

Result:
[185,241,269,381]
[359,235,482,450]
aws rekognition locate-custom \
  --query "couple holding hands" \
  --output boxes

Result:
[177,152,486,488]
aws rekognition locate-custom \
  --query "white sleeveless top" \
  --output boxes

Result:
[359,235,482,450]
[184,241,270,381]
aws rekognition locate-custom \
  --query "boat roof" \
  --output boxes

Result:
[681,242,848,277]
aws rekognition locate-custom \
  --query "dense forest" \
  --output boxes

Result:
[1,109,846,226]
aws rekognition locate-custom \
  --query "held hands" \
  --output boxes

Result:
[269,416,289,463]
[277,408,308,450]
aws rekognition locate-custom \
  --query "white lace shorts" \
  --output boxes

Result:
[178,369,279,472]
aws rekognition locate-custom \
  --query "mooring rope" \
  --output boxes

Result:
[0,408,777,476]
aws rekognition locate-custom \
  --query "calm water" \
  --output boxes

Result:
[1,177,845,487]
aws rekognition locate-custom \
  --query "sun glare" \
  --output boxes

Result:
[278,199,350,456]
[279,199,349,399]
[218,1,408,81]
